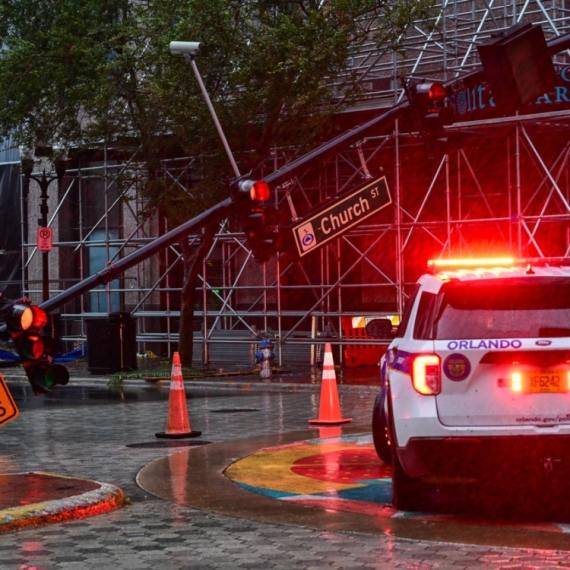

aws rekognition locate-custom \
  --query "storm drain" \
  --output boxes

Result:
[127,441,211,449]
[210,408,260,413]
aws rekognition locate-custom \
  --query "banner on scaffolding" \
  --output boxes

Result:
[292,176,391,257]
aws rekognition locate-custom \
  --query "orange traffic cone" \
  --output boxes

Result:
[309,344,352,425]
[156,353,201,438]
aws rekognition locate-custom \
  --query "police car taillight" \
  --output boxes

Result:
[412,355,441,395]
[512,372,522,393]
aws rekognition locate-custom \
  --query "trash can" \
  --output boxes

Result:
[85,312,137,374]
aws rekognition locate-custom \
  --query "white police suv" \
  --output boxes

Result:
[367,258,570,511]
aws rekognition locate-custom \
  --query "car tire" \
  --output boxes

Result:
[372,390,392,465]
[388,389,433,512]
[391,446,433,512]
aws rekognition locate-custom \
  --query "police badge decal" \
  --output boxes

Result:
[443,353,471,381]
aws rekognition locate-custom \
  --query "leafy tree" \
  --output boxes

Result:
[0,0,435,365]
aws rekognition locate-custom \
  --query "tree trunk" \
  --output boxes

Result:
[178,222,217,368]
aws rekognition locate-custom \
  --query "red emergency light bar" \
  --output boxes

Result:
[428,257,570,272]
[428,258,514,268]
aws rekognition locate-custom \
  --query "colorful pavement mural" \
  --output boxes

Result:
[225,432,570,533]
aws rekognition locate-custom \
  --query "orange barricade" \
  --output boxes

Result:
[341,317,387,367]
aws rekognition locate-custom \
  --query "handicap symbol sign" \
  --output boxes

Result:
[295,222,317,253]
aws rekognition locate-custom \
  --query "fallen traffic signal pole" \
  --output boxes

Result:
[39,199,232,314]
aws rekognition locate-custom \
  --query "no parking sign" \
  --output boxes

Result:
[37,227,53,251]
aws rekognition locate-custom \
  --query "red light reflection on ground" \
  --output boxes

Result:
[0,473,99,509]
[292,448,390,484]
[227,435,570,533]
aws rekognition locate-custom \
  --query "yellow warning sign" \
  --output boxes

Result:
[0,373,18,427]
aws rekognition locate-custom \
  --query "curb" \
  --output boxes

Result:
[0,472,126,534]
[142,378,378,394]
[3,373,379,394]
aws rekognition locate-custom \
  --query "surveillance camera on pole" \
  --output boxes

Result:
[169,40,241,178]
[169,41,202,58]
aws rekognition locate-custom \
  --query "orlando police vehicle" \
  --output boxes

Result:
[367,257,570,511]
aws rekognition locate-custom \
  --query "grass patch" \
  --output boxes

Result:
[142,364,215,379]
[108,364,215,386]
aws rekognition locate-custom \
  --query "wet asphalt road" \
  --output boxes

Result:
[2,378,570,569]
[9,382,246,409]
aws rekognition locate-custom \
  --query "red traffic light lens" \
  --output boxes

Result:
[30,306,47,329]
[250,181,270,202]
[32,337,45,359]
[20,307,33,330]
[19,335,45,360]
[429,82,446,102]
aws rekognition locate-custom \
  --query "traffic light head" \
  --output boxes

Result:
[228,178,281,262]
[4,303,47,333]
[408,81,453,131]
[415,81,446,103]
[245,179,270,202]
[5,304,33,331]
[230,179,271,205]
[1,300,69,395]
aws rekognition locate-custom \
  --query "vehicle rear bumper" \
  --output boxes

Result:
[399,435,570,479]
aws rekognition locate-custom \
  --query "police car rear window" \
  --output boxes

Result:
[414,292,437,340]
[395,284,420,338]
[434,277,570,340]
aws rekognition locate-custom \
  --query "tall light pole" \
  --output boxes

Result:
[169,41,241,178]
[21,158,66,302]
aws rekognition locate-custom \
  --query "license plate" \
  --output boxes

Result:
[524,370,568,393]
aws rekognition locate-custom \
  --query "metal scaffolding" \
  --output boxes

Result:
[348,0,570,107]
[15,0,570,367]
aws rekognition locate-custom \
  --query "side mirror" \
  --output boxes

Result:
[365,318,393,338]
